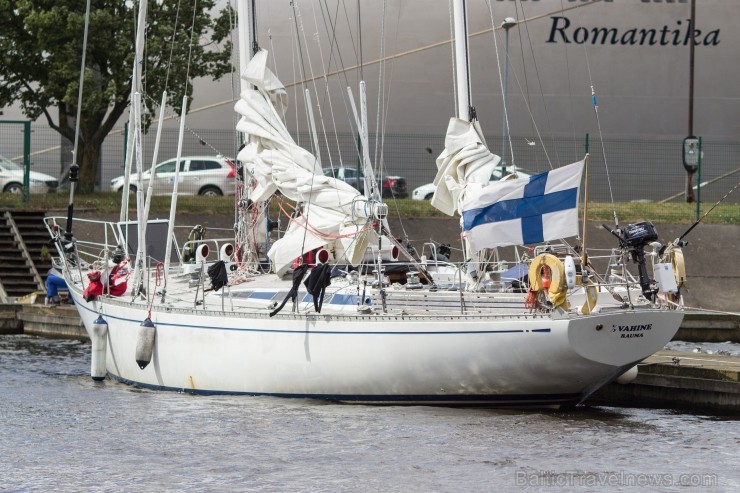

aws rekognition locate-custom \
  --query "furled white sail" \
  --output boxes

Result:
[431,117,502,216]
[234,50,377,275]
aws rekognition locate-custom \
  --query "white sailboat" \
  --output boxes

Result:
[47,0,685,407]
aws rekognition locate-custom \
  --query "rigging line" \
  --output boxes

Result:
[496,5,553,170]
[374,0,388,173]
[324,0,356,91]
[268,32,281,92]
[141,94,227,155]
[309,0,341,171]
[164,0,183,91]
[316,0,366,218]
[196,1,603,116]
[330,3,372,168]
[251,0,258,54]
[316,0,367,173]
[284,0,603,89]
[72,0,91,169]
[290,1,321,220]
[290,3,309,89]
[292,1,331,163]
[183,0,199,99]
[317,0,357,132]
[448,0,458,118]
[379,5,400,180]
[289,11,301,146]
[677,179,740,243]
[560,0,578,161]
[379,9,410,242]
[229,3,247,230]
[317,0,346,168]
[290,4,323,259]
[228,1,240,156]
[517,0,558,169]
[584,47,619,228]
[484,1,515,167]
[513,1,534,142]
[338,0,359,82]
[357,0,363,83]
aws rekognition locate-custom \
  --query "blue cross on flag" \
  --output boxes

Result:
[461,160,584,251]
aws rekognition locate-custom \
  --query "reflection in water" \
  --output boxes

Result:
[1,334,738,492]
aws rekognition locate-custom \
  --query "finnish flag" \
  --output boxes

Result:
[461,160,584,251]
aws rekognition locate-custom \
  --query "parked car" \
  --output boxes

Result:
[110,156,236,196]
[322,166,408,199]
[0,155,59,194]
[411,166,533,200]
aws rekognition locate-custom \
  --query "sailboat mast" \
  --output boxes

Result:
[119,0,148,226]
[236,0,252,94]
[452,0,473,122]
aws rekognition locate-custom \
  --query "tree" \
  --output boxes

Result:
[0,0,233,193]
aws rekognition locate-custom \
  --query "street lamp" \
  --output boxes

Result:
[501,17,517,176]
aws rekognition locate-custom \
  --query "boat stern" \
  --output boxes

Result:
[567,308,683,367]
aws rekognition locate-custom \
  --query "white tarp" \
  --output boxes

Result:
[234,50,373,274]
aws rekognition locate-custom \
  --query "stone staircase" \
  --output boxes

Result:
[0,211,49,302]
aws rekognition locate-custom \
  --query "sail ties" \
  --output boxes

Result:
[269,265,310,317]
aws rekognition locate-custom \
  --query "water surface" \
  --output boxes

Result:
[1,335,737,492]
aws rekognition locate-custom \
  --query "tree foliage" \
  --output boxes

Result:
[0,0,233,192]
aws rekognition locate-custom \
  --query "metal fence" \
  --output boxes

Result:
[1,122,738,210]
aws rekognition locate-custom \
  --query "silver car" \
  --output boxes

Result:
[0,155,59,194]
[412,166,532,201]
[110,156,237,196]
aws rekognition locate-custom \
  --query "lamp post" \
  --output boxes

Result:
[501,17,517,176]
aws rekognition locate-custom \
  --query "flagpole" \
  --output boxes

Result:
[581,153,590,268]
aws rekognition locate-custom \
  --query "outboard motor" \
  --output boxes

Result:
[604,221,659,301]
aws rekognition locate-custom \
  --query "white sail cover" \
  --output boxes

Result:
[431,118,502,216]
[461,160,584,251]
[235,50,376,274]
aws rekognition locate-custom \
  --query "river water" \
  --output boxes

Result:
[1,334,738,492]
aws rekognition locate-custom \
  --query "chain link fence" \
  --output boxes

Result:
[1,122,738,215]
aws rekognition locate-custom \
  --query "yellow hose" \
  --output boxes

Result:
[581,281,599,314]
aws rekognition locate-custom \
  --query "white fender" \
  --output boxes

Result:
[91,315,108,381]
[564,255,577,289]
[135,318,156,370]
[616,365,639,385]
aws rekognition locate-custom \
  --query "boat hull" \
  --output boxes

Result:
[68,284,683,407]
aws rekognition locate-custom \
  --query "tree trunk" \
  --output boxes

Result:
[78,140,102,194]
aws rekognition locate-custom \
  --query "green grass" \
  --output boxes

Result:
[1,193,738,224]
